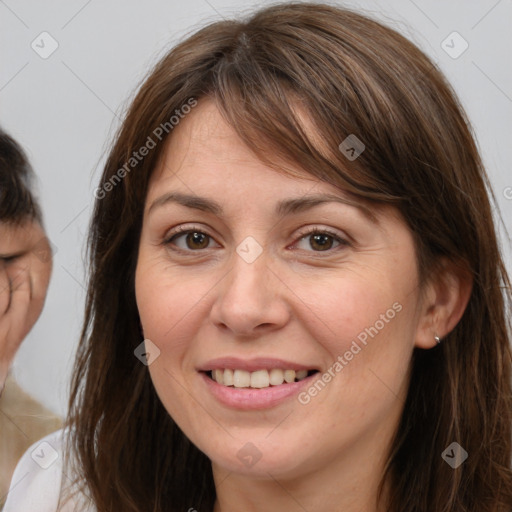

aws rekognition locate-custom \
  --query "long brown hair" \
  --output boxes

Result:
[65,3,512,511]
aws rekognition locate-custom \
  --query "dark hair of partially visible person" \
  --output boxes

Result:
[0,128,42,225]
[66,2,512,511]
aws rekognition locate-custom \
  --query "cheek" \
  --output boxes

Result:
[290,269,416,411]
[289,269,404,354]
[135,259,212,355]
[135,261,210,421]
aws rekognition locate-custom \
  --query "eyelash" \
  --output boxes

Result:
[0,255,18,264]
[163,224,350,255]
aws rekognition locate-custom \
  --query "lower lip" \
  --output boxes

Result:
[200,371,316,410]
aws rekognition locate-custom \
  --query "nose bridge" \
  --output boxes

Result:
[226,237,272,307]
[210,236,289,335]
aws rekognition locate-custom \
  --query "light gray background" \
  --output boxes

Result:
[1,0,511,417]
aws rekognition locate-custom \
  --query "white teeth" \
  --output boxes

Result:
[213,369,224,385]
[223,368,234,386]
[233,369,250,388]
[284,370,296,383]
[210,368,313,388]
[269,368,284,385]
[250,369,270,388]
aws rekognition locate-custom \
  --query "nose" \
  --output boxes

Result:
[209,246,291,338]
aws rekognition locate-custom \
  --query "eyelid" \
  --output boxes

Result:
[164,224,207,241]
[293,225,348,244]
[0,254,20,264]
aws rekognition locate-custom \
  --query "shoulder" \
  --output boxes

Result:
[0,375,63,507]
[3,429,94,512]
[3,429,63,511]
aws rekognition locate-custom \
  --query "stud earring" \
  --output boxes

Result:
[434,334,441,344]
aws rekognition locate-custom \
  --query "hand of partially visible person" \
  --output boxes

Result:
[0,221,52,393]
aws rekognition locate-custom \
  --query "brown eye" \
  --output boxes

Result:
[309,233,335,251]
[294,229,348,253]
[184,232,210,250]
[165,228,216,251]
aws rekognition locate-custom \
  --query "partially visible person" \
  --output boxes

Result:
[0,128,60,508]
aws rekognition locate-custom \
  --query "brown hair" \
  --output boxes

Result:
[66,3,512,511]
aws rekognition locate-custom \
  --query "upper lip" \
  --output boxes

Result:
[197,357,319,372]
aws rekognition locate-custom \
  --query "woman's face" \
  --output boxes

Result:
[135,99,425,481]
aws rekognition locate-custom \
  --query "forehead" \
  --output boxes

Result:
[142,101,388,230]
[152,101,302,176]
[0,219,42,253]
[148,99,343,201]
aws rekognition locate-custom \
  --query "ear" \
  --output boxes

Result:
[414,258,473,349]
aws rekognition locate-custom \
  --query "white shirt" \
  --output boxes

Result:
[3,429,95,512]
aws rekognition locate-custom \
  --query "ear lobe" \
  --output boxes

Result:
[414,259,473,349]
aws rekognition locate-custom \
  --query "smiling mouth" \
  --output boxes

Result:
[204,368,319,389]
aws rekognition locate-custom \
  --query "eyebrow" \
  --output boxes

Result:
[148,191,378,223]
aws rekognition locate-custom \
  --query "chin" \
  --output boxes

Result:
[206,437,311,480]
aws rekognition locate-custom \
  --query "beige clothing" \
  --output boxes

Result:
[0,373,62,508]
